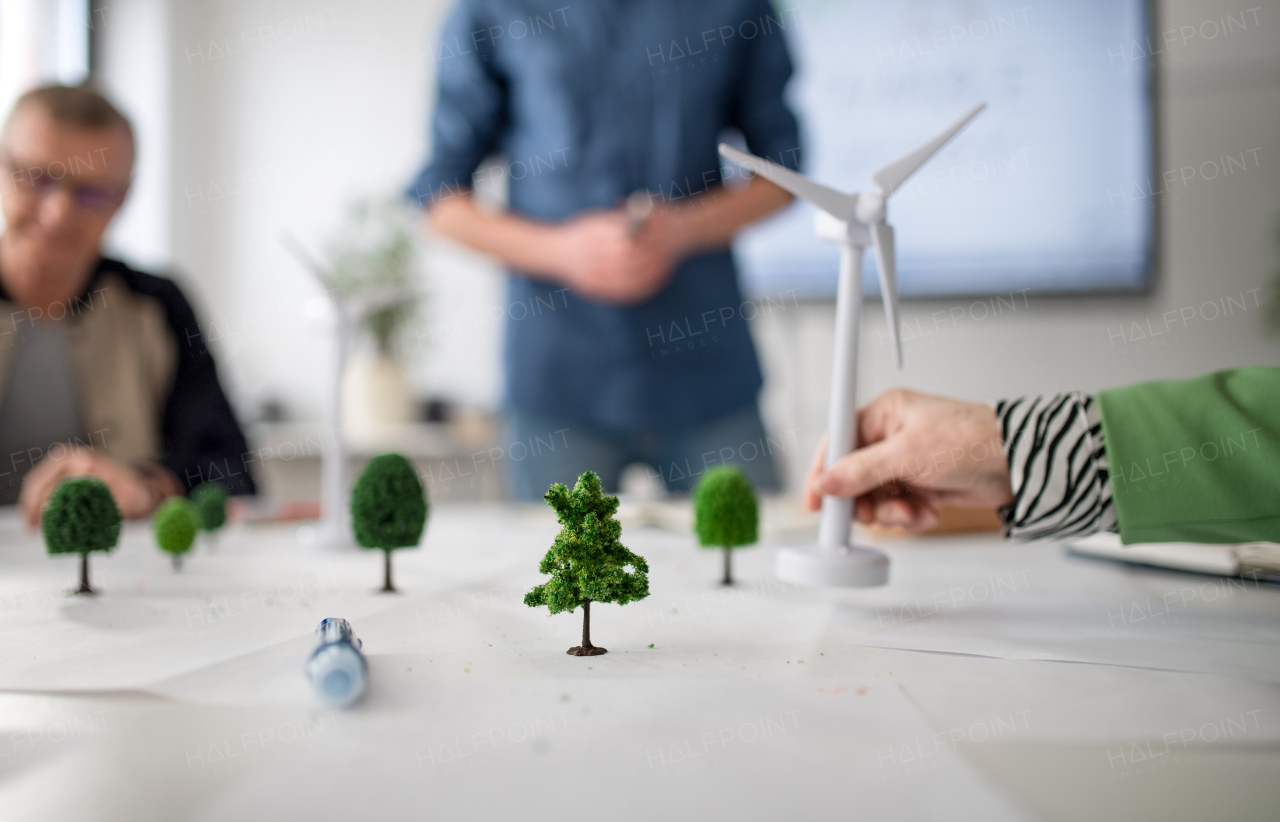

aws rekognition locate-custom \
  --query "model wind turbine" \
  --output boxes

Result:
[719,103,985,587]
[283,234,418,551]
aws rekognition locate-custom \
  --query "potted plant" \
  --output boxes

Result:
[323,199,423,439]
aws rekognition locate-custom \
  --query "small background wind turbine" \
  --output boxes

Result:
[720,103,985,587]
[284,234,418,551]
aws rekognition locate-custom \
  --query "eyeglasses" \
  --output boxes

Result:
[0,151,127,211]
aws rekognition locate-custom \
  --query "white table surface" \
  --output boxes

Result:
[0,502,1277,821]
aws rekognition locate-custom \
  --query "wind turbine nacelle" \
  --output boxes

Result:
[854,192,885,224]
[814,210,870,246]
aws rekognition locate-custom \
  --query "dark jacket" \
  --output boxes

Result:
[0,257,256,495]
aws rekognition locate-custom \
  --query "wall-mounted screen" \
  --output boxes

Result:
[733,0,1154,299]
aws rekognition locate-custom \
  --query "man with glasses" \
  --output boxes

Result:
[0,84,254,524]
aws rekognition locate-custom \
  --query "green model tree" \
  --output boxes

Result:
[525,471,650,656]
[351,453,428,593]
[191,481,229,539]
[694,466,758,586]
[154,496,198,570]
[42,478,122,595]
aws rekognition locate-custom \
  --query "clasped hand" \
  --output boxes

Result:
[19,449,161,527]
[551,206,689,305]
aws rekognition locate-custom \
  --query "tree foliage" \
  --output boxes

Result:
[351,453,428,550]
[694,466,758,549]
[524,471,649,615]
[43,478,121,556]
[154,497,198,557]
[324,199,420,358]
[191,482,228,532]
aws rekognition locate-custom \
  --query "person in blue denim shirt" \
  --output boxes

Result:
[409,0,802,499]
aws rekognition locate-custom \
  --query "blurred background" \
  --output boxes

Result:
[2,0,1275,504]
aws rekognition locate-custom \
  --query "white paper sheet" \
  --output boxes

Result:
[850,538,1280,681]
[194,679,1031,822]
[857,597,1280,680]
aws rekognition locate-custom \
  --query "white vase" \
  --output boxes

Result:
[341,352,416,442]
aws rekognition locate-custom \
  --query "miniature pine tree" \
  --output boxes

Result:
[693,466,758,586]
[154,497,198,570]
[351,453,428,593]
[191,481,228,535]
[525,471,649,656]
[42,478,122,595]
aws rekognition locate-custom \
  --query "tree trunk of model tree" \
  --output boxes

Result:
[381,548,396,593]
[722,547,733,586]
[568,599,606,656]
[77,552,93,595]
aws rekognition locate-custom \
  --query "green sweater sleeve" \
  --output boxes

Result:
[1096,367,1280,544]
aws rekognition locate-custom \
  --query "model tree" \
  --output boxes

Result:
[694,466,758,586]
[154,496,198,570]
[42,478,122,595]
[351,453,428,593]
[191,481,228,539]
[525,471,650,656]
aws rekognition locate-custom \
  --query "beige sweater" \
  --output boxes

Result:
[0,270,177,470]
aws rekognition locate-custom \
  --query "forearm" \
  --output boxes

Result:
[1095,367,1280,544]
[428,193,565,281]
[667,177,792,257]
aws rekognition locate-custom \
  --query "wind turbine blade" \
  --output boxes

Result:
[718,143,857,221]
[871,103,986,196]
[870,222,902,369]
[281,232,332,283]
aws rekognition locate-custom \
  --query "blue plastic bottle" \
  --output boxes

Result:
[305,618,367,707]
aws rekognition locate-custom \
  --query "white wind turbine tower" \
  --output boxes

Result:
[284,234,418,551]
[720,103,985,587]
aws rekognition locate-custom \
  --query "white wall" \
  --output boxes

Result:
[103,0,502,420]
[98,0,171,271]
[0,0,91,118]
[99,0,1279,491]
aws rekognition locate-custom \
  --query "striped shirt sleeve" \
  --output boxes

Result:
[994,392,1118,541]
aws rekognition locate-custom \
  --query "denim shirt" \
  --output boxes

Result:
[409,0,801,431]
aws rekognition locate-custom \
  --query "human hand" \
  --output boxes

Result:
[551,206,687,305]
[804,389,1014,532]
[19,448,171,526]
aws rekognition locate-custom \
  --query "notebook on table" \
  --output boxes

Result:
[1068,532,1280,582]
